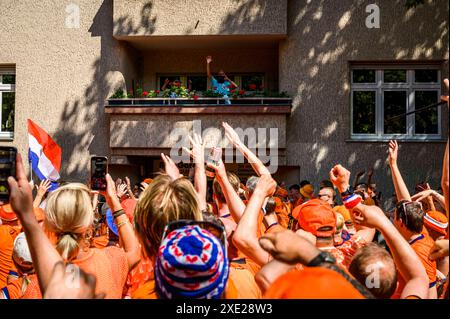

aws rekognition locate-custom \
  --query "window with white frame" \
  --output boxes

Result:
[351,67,442,140]
[0,69,15,139]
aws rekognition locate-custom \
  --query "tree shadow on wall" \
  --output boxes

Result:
[53,0,156,182]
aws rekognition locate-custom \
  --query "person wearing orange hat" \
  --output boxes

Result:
[292,198,374,268]
[259,229,373,299]
[423,210,448,240]
[294,180,315,207]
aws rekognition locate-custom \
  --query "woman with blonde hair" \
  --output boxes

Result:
[7,154,140,299]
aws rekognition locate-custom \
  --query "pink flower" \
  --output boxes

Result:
[239,90,245,95]
[143,91,149,97]
[193,95,199,101]
[156,90,160,94]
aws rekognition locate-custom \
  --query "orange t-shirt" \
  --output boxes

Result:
[1,274,42,299]
[228,264,262,299]
[72,247,129,299]
[0,225,20,288]
[392,233,437,298]
[125,255,153,297]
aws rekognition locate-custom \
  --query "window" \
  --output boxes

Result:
[0,70,15,139]
[241,74,264,91]
[351,67,441,140]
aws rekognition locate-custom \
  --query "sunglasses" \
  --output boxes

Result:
[395,201,423,227]
[161,219,227,249]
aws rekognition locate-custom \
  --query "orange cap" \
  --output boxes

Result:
[0,204,17,221]
[424,210,448,236]
[264,267,366,299]
[292,199,336,237]
[143,178,153,184]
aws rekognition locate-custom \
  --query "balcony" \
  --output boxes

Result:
[113,0,287,37]
[105,97,291,164]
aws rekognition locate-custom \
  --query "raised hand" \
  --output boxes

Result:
[36,179,52,197]
[140,181,149,192]
[351,204,387,229]
[103,174,122,212]
[223,122,243,147]
[206,158,227,179]
[206,56,212,64]
[161,153,182,181]
[7,154,34,223]
[183,133,204,164]
[388,140,398,166]
[329,164,351,193]
[116,183,128,199]
[254,174,277,198]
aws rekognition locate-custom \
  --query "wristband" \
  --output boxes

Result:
[343,194,362,210]
[340,185,354,198]
[113,209,125,219]
[116,220,129,229]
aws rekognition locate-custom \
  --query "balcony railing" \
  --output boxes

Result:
[106,97,291,106]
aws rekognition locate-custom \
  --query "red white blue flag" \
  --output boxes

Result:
[27,119,62,191]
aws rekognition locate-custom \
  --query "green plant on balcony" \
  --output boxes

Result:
[202,90,224,97]
[110,88,126,99]
[230,89,246,99]
[162,83,192,98]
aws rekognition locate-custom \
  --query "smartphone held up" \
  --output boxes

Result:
[90,156,108,191]
[205,147,222,178]
[0,146,17,204]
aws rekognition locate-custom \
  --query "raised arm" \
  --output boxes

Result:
[223,122,271,176]
[224,74,238,89]
[104,174,140,270]
[207,160,246,222]
[8,154,63,294]
[353,170,365,189]
[352,203,429,299]
[161,78,170,91]
[206,56,212,79]
[33,179,51,208]
[233,175,276,266]
[329,164,375,243]
[388,140,411,202]
[183,133,207,211]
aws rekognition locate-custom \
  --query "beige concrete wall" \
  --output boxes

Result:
[0,0,140,182]
[113,0,287,36]
[142,47,278,90]
[280,0,449,195]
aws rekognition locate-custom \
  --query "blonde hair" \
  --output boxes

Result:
[44,183,94,261]
[134,174,202,259]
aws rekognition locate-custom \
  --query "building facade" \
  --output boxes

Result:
[0,0,448,197]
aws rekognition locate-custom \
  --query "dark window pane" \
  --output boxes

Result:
[384,70,406,83]
[1,92,15,132]
[159,76,181,90]
[415,91,438,134]
[1,75,15,84]
[353,91,376,134]
[241,75,264,91]
[187,76,207,91]
[384,91,407,134]
[352,70,375,83]
[415,70,438,83]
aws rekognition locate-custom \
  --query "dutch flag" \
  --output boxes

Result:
[27,119,62,191]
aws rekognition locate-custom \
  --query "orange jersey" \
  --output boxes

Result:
[72,247,129,299]
[393,233,437,298]
[229,264,262,299]
[125,256,153,297]
[0,225,20,288]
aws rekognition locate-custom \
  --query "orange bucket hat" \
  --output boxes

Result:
[424,210,448,236]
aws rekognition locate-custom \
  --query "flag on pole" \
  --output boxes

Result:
[27,119,62,191]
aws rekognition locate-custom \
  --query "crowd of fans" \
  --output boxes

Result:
[0,82,448,300]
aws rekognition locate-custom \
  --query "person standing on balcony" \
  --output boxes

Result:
[206,56,238,105]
